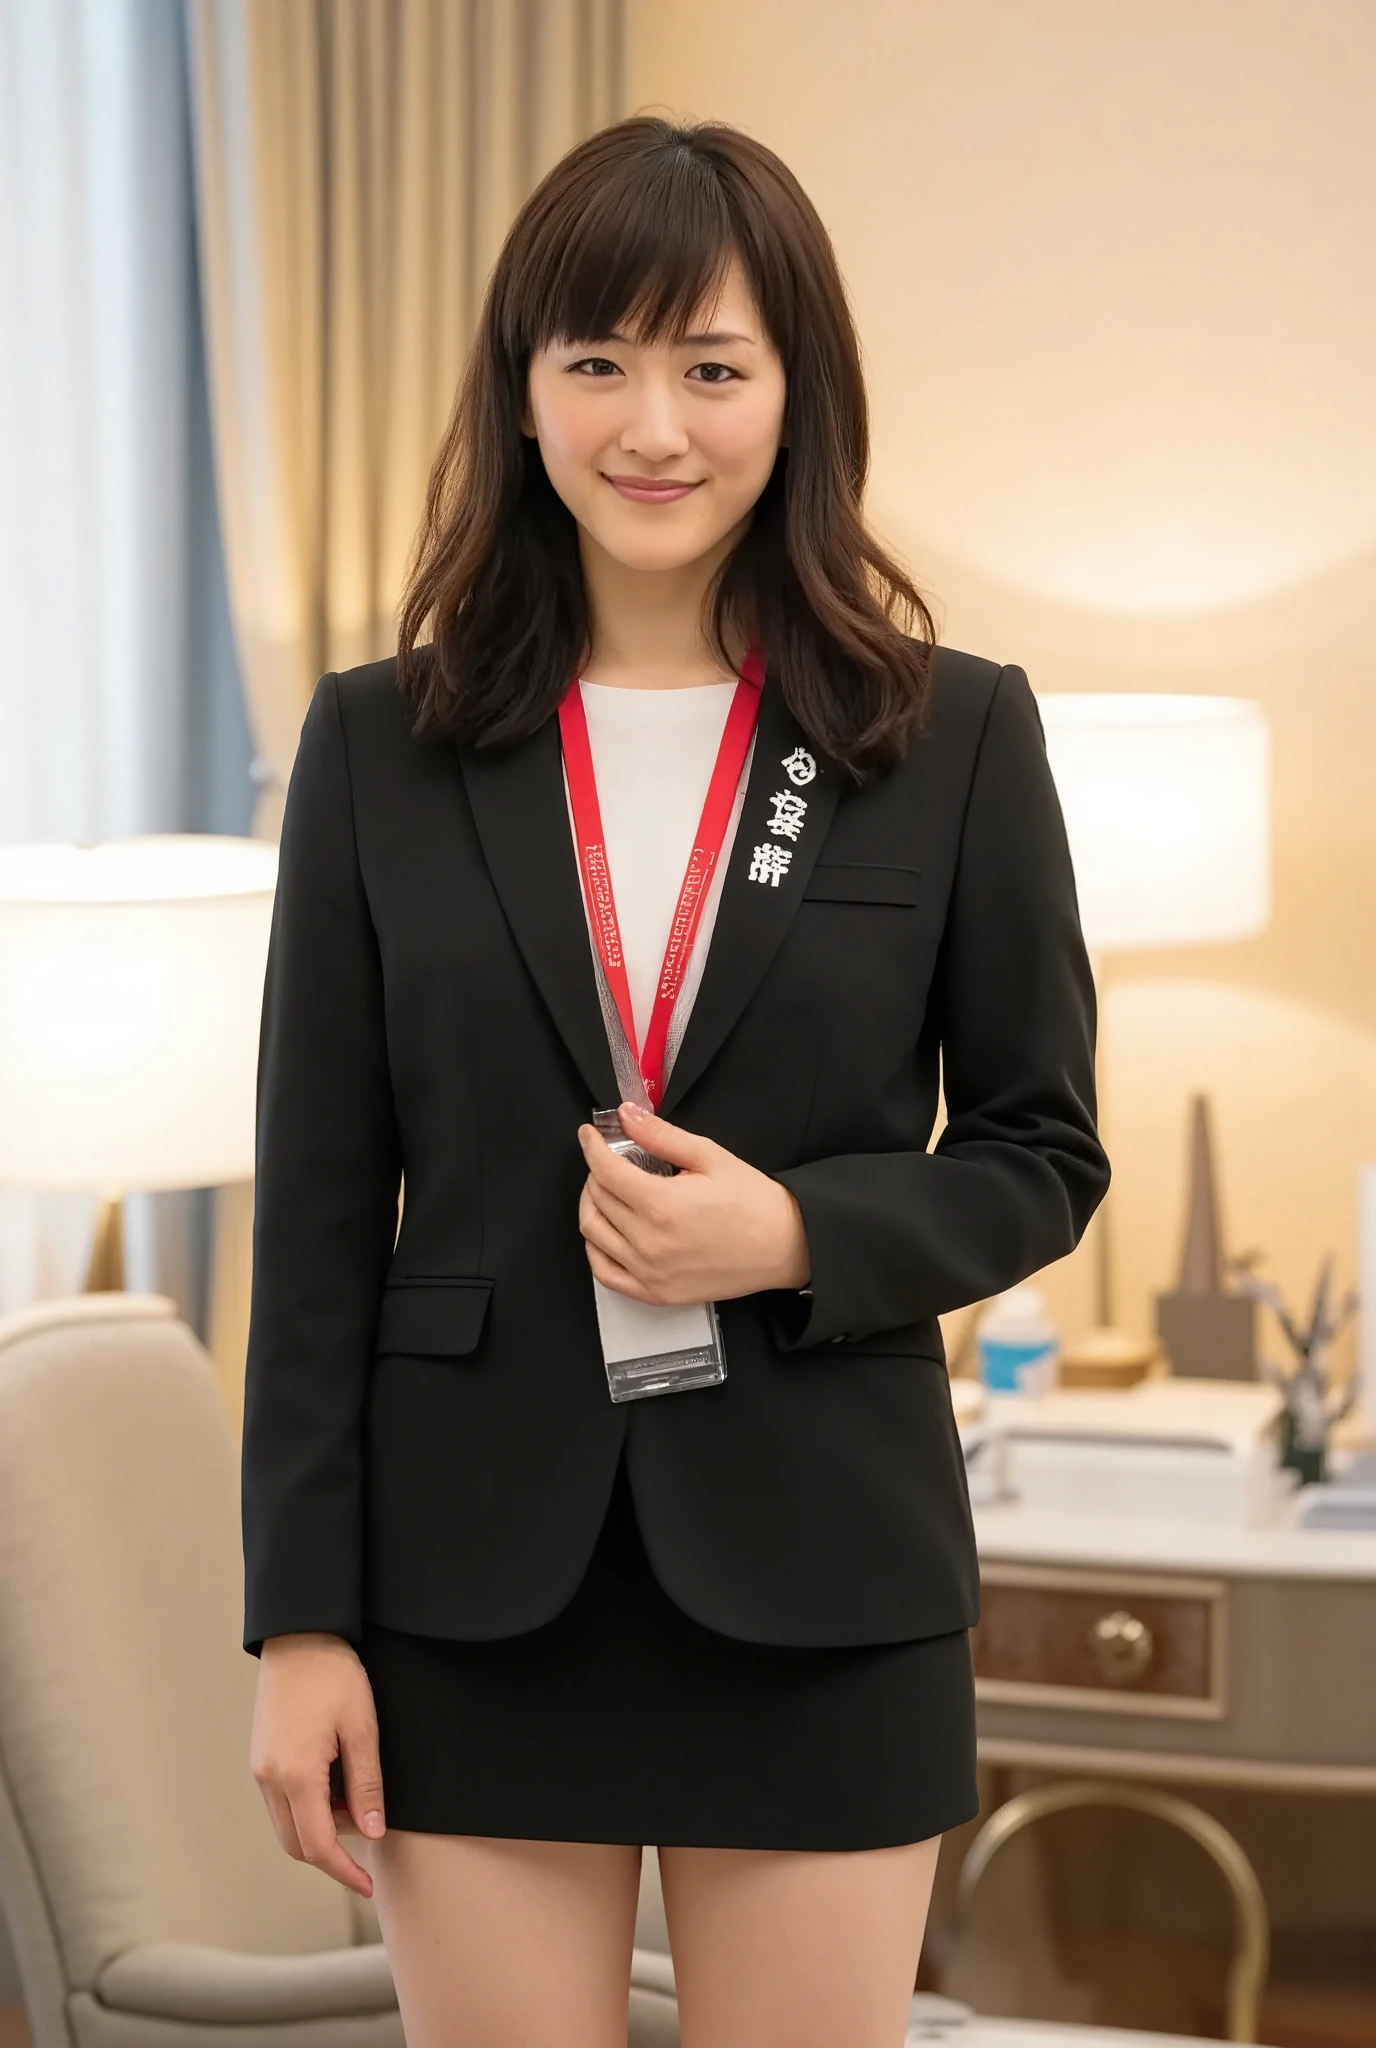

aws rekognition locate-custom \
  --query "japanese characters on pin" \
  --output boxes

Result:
[749,745,816,888]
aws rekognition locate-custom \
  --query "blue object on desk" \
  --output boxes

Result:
[975,1285,1059,1394]
[978,1338,1057,1393]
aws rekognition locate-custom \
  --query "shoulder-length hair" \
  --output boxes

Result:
[396,115,936,782]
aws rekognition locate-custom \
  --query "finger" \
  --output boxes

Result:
[259,1779,306,1861]
[338,1713,387,1843]
[578,1125,671,1211]
[581,1193,648,1276]
[616,1102,716,1171]
[580,1174,649,1255]
[284,1769,374,1898]
[577,1171,647,1228]
[586,1240,656,1300]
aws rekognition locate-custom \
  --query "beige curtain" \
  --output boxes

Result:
[187,0,625,1425]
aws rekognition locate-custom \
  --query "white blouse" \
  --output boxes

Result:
[562,677,756,1080]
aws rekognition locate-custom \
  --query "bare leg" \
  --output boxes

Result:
[660,1835,942,2048]
[355,1831,642,2048]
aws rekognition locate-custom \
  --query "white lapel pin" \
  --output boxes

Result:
[748,843,793,887]
[766,788,808,841]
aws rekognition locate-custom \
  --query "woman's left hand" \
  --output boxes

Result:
[577,1101,811,1304]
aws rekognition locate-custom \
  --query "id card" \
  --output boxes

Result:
[591,1107,728,1403]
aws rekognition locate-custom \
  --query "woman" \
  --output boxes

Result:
[242,116,1109,2048]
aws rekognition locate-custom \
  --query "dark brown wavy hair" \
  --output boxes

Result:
[396,115,937,783]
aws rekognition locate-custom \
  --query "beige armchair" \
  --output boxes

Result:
[0,1294,679,2048]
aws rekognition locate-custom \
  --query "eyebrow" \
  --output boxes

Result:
[599,328,758,348]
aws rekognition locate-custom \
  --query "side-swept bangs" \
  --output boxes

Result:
[397,117,935,779]
[505,134,752,363]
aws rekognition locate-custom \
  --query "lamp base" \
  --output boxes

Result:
[85,1194,125,1292]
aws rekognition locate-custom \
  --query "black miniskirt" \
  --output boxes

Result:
[356,1444,978,1851]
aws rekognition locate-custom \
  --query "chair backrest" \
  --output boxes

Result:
[948,1778,1269,2042]
[0,1295,352,1993]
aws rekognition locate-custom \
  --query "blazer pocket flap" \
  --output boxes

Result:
[375,1279,494,1357]
[801,861,921,905]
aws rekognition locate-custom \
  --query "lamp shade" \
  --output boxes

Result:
[1035,694,1271,951]
[0,836,277,1191]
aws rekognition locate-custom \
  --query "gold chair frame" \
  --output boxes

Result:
[952,1777,1270,2043]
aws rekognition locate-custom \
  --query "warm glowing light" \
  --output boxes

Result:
[0,836,277,1189]
[1035,695,1271,950]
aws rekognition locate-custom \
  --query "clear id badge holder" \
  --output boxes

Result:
[583,888,729,1402]
[588,1106,728,1403]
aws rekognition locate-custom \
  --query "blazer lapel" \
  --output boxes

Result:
[658,672,842,1117]
[456,716,621,1109]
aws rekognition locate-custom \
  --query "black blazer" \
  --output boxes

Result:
[240,645,1109,1659]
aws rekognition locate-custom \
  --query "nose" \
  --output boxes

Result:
[618,372,691,462]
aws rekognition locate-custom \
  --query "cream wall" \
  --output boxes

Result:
[629,0,1376,1379]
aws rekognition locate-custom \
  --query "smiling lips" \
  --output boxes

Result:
[603,473,702,503]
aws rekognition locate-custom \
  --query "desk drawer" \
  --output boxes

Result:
[974,1565,1227,1720]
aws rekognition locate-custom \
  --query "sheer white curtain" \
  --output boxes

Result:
[0,0,241,1315]
[187,0,626,837]
[185,0,625,1417]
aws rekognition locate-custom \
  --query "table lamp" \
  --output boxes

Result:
[0,836,278,1289]
[1035,694,1271,1358]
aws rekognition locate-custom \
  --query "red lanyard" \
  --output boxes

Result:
[558,643,765,1106]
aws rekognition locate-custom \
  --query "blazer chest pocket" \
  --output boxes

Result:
[801,861,920,905]
[374,1277,494,1358]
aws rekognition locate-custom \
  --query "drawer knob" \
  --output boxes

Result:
[1089,1608,1154,1684]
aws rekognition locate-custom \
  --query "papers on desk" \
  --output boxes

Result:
[906,1992,971,2041]
[990,1376,1282,1454]
[905,1993,1221,2045]
[957,1377,1295,1529]
[1297,1450,1376,1529]
[950,1378,1009,1506]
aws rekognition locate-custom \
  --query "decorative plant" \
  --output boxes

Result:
[1225,1253,1359,1484]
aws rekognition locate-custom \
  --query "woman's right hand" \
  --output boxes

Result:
[250,1632,386,1897]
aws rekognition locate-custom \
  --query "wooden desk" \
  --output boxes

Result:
[972,1500,1376,1792]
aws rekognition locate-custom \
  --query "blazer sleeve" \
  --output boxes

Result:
[767,663,1109,1348]
[240,674,402,1657]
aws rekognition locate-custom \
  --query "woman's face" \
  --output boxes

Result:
[521,253,787,577]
